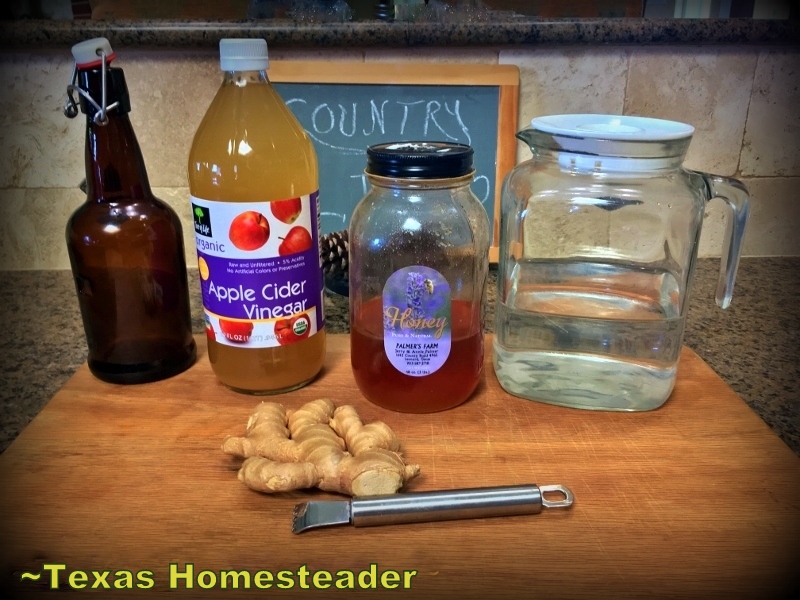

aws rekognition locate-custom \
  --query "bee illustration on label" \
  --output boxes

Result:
[423,278,434,295]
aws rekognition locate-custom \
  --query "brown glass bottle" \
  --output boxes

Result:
[66,46,196,384]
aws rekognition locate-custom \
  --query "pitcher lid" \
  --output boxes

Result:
[530,114,694,141]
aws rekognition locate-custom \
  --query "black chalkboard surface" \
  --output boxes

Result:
[274,82,498,232]
[269,62,520,261]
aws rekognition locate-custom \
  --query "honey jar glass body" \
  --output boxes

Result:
[349,142,490,413]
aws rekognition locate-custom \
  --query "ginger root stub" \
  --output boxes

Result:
[222,398,420,496]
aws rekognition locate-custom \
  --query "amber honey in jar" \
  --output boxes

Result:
[349,142,490,413]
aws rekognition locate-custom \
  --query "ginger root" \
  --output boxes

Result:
[222,399,420,496]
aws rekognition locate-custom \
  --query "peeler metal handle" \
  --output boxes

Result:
[350,484,573,527]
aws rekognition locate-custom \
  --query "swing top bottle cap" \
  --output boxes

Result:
[219,38,269,72]
[71,37,116,70]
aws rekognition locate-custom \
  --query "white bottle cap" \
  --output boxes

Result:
[71,37,116,69]
[219,38,269,72]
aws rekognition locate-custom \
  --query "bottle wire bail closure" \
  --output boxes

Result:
[63,49,118,125]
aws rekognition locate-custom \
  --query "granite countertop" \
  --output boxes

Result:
[0,257,798,456]
[0,17,798,49]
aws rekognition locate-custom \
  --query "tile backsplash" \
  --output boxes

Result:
[623,47,758,176]
[0,44,797,270]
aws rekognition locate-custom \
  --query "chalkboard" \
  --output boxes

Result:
[269,62,520,261]
[274,82,498,231]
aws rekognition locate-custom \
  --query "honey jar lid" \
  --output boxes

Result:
[366,142,474,179]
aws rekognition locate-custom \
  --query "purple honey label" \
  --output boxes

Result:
[191,193,324,349]
[383,266,451,377]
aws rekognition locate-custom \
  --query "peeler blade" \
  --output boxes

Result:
[292,500,351,534]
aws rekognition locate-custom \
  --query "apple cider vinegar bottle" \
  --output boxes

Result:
[189,38,325,394]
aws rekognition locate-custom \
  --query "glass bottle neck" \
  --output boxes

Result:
[85,110,151,202]
[78,66,150,202]
[222,70,270,86]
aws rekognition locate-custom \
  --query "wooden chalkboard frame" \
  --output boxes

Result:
[269,61,520,263]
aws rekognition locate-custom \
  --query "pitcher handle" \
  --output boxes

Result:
[700,174,750,309]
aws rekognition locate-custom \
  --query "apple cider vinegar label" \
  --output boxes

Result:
[382,266,451,377]
[190,192,324,348]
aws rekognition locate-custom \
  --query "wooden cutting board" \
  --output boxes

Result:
[1,335,798,599]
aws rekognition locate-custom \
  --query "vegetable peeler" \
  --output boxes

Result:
[291,484,573,534]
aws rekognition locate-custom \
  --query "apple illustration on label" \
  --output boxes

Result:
[278,226,313,256]
[275,313,311,345]
[219,319,253,343]
[204,315,216,340]
[270,198,302,224]
[229,211,270,251]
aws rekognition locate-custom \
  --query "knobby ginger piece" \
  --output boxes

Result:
[222,398,419,496]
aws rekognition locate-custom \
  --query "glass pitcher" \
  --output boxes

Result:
[493,114,750,411]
